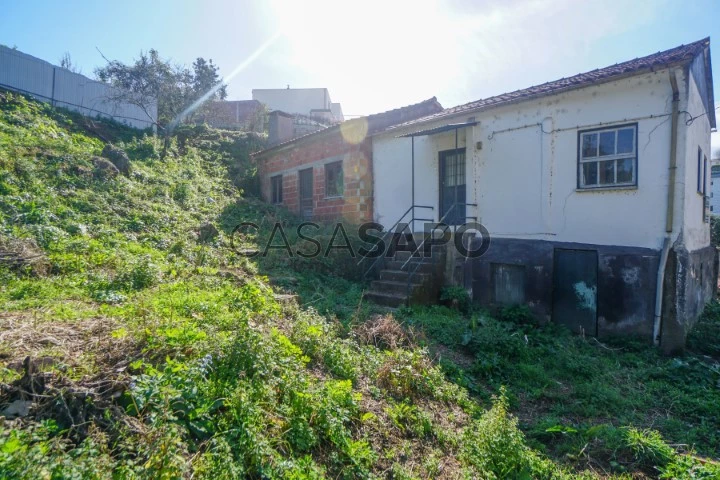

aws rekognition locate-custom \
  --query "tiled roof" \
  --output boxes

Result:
[253,97,443,156]
[390,38,712,131]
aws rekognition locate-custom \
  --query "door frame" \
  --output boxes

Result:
[298,167,314,220]
[551,248,599,337]
[438,148,467,225]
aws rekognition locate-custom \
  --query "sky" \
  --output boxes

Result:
[2,0,719,154]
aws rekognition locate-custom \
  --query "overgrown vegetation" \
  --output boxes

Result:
[1,90,719,478]
[398,303,720,477]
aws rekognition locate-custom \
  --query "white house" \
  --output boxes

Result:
[368,38,715,353]
[252,87,344,122]
[711,158,720,215]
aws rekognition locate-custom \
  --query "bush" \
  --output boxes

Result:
[440,285,471,314]
[687,301,720,358]
[115,255,160,291]
[376,349,444,399]
[624,427,676,469]
[461,388,557,479]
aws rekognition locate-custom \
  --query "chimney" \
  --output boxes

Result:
[268,111,294,145]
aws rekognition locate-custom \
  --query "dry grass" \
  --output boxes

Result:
[0,313,137,373]
[352,314,419,350]
[0,236,49,276]
[0,313,144,440]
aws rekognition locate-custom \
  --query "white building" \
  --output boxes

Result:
[369,38,715,353]
[252,87,344,122]
[711,157,720,215]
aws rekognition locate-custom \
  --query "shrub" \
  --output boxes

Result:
[376,349,443,399]
[461,389,557,479]
[114,255,160,291]
[687,301,720,358]
[624,427,676,469]
[498,304,535,325]
[440,285,472,314]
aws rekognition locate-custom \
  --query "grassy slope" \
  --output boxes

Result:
[0,91,718,479]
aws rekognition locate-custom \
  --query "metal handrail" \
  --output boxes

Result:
[359,204,433,278]
[403,202,478,305]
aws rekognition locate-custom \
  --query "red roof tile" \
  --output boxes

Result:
[390,38,713,131]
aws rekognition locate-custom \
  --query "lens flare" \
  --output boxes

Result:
[171,30,283,129]
[340,117,369,145]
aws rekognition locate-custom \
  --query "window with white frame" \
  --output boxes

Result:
[578,125,637,189]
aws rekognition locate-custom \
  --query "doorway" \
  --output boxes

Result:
[439,149,466,225]
[299,168,314,220]
[552,249,598,336]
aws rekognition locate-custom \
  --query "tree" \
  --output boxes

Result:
[95,49,227,132]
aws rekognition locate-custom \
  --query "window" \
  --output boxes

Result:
[325,161,343,197]
[578,124,637,189]
[271,175,283,204]
[704,154,709,223]
[697,147,703,194]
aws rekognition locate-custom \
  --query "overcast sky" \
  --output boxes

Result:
[2,0,719,154]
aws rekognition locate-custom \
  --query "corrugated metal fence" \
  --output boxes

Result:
[0,45,156,130]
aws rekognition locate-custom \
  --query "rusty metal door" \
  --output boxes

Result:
[552,249,598,335]
[299,168,314,220]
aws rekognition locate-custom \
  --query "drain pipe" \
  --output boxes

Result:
[653,70,680,346]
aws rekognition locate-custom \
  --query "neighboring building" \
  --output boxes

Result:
[266,110,336,147]
[198,100,266,131]
[252,87,344,122]
[253,38,716,353]
[253,97,443,223]
[711,158,720,215]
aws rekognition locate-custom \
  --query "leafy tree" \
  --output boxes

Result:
[95,49,227,132]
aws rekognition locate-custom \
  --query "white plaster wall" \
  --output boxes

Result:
[373,67,706,251]
[679,67,712,252]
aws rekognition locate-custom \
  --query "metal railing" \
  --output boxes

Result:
[360,204,434,278]
[403,202,478,305]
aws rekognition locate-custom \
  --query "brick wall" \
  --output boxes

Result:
[257,129,373,224]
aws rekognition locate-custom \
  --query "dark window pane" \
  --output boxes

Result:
[617,158,634,183]
[617,128,634,154]
[582,133,598,158]
[599,131,616,156]
[698,148,703,192]
[599,160,615,184]
[582,162,598,186]
[456,152,466,185]
[271,175,283,203]
[325,161,343,197]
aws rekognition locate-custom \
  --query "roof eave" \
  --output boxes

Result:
[703,44,716,129]
[378,58,698,137]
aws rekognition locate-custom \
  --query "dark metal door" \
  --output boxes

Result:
[299,168,314,220]
[552,249,598,335]
[439,149,466,225]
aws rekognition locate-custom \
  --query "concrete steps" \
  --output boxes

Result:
[363,253,439,308]
[363,291,408,308]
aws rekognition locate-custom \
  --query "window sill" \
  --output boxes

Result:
[575,185,638,193]
[324,195,344,200]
